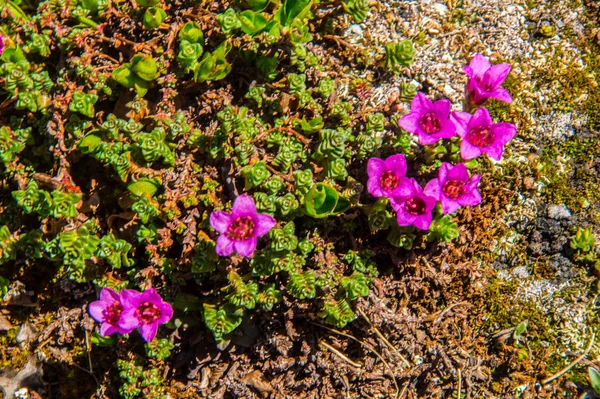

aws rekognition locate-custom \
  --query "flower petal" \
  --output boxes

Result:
[384,154,407,176]
[446,163,469,182]
[467,53,491,79]
[469,107,492,129]
[399,113,421,134]
[89,301,107,323]
[390,177,413,197]
[156,302,174,325]
[435,118,457,139]
[210,211,232,234]
[491,122,517,145]
[100,323,118,337]
[458,189,482,207]
[490,87,513,104]
[424,178,441,200]
[99,288,119,303]
[395,207,416,226]
[417,131,441,145]
[234,237,258,257]
[139,323,159,342]
[231,194,257,217]
[450,112,472,137]
[216,235,235,257]
[413,213,433,230]
[432,99,451,119]
[482,64,511,90]
[139,288,159,304]
[367,158,385,179]
[460,140,482,160]
[118,307,141,331]
[484,143,504,161]
[367,178,384,198]
[409,92,432,114]
[119,289,142,309]
[441,200,461,215]
[254,213,276,236]
[438,162,451,184]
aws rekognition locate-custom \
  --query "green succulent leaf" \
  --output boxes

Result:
[385,40,416,73]
[342,0,368,23]
[203,303,244,342]
[225,272,259,310]
[287,270,316,299]
[51,191,81,218]
[320,298,355,328]
[69,92,98,118]
[178,22,204,44]
[216,9,242,36]
[130,54,160,82]
[257,284,282,311]
[238,10,269,35]
[589,368,600,394]
[242,161,271,189]
[143,7,167,29]
[340,272,370,300]
[127,178,161,198]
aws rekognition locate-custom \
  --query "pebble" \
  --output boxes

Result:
[548,204,571,219]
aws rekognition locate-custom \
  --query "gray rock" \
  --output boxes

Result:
[548,204,571,220]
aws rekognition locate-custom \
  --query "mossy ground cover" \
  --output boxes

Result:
[1,0,600,398]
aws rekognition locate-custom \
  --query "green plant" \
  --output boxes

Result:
[143,7,167,29]
[385,40,416,73]
[342,0,368,23]
[112,54,160,96]
[69,92,98,118]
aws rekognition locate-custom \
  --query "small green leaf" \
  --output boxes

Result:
[304,183,339,218]
[78,133,104,154]
[238,10,269,35]
[179,21,204,44]
[589,367,600,394]
[127,178,161,198]
[130,55,159,82]
[143,7,167,29]
[112,64,135,88]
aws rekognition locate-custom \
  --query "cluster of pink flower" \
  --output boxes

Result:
[89,287,173,342]
[369,53,516,230]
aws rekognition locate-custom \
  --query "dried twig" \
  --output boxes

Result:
[542,332,595,385]
[319,340,362,369]
[359,309,411,367]
[311,321,400,399]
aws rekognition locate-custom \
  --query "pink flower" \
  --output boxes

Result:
[210,194,276,257]
[399,93,457,145]
[451,107,517,161]
[424,162,482,214]
[390,179,437,230]
[89,288,134,336]
[367,154,411,198]
[0,35,4,55]
[463,53,512,106]
[118,289,173,342]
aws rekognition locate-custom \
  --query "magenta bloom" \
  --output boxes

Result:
[464,53,512,106]
[0,35,4,55]
[118,289,173,342]
[451,107,516,161]
[367,154,411,198]
[399,93,456,145]
[390,179,437,230]
[89,288,134,337]
[424,162,482,214]
[210,194,276,257]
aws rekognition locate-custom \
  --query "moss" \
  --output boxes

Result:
[539,136,600,222]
